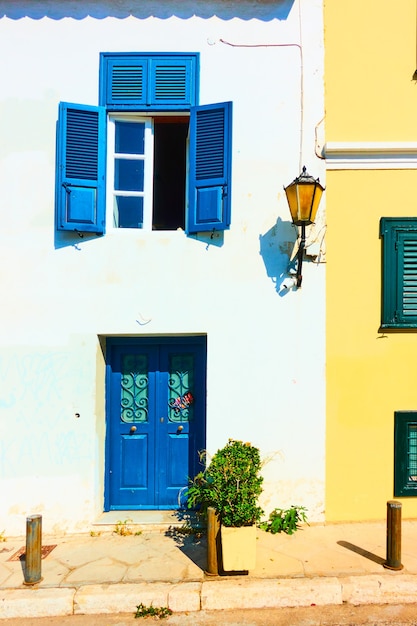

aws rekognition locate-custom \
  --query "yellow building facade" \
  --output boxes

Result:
[324,1,417,520]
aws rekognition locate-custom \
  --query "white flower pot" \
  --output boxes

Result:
[220,524,257,571]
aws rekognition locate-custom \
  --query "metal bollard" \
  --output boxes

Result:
[383,500,403,570]
[23,514,43,585]
[206,506,220,576]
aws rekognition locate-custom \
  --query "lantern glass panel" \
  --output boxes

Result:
[285,182,323,225]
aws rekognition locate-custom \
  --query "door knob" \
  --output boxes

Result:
[177,425,184,432]
[130,426,137,434]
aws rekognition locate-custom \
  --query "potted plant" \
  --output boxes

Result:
[187,439,263,571]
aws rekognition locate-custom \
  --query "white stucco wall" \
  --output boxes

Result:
[0,0,325,535]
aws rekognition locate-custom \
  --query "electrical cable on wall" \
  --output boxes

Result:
[218,0,305,172]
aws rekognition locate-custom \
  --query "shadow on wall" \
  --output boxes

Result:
[54,229,103,250]
[259,217,297,294]
[0,0,294,21]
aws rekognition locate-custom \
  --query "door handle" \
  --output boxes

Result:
[177,425,184,433]
[130,426,137,434]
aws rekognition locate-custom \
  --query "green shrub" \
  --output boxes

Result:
[187,439,264,527]
[260,505,308,535]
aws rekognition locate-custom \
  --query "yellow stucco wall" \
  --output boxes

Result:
[325,1,416,142]
[325,1,417,520]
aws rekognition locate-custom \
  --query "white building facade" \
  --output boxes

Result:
[0,0,326,535]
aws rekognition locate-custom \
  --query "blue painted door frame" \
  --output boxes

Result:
[105,336,206,510]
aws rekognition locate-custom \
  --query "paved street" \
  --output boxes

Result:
[3,604,417,625]
[3,521,417,620]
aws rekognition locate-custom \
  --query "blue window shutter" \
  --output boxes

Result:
[150,57,195,107]
[56,102,106,234]
[101,57,147,108]
[187,101,232,234]
[100,53,199,110]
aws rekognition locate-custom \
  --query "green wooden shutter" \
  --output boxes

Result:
[396,231,417,324]
[380,218,417,328]
[56,102,106,234]
[394,411,417,496]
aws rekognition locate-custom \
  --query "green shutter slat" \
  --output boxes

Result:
[407,424,417,479]
[402,241,417,315]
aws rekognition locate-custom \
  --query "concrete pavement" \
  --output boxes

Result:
[2,515,417,619]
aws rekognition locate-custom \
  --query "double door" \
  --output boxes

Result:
[105,337,206,510]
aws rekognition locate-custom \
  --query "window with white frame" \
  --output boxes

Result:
[107,114,190,231]
[55,53,232,236]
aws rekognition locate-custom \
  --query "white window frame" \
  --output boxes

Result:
[106,112,190,233]
[106,114,154,231]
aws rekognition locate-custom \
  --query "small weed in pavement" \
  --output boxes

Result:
[135,603,173,619]
[260,505,308,535]
[114,518,142,536]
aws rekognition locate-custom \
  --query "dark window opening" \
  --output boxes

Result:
[153,117,188,231]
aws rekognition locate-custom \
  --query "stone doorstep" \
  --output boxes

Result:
[2,575,417,619]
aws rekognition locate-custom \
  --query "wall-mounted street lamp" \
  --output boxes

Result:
[284,166,325,288]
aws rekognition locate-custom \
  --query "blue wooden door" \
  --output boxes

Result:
[105,337,206,510]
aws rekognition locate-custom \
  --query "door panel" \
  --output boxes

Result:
[108,345,157,507]
[121,435,148,487]
[105,337,206,510]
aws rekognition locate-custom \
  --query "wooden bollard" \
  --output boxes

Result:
[383,500,403,570]
[206,506,220,575]
[23,514,43,585]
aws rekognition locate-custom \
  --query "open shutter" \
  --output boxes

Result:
[56,102,106,234]
[381,218,417,327]
[187,101,232,234]
[396,230,417,324]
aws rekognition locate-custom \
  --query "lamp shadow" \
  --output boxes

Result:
[337,540,385,565]
[259,217,297,293]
